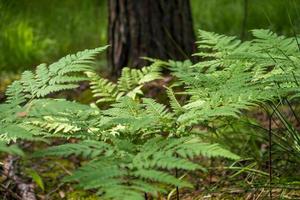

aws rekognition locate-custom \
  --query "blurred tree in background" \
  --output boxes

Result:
[0,0,300,73]
[108,0,195,76]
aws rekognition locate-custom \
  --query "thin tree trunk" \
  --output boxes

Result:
[108,0,196,77]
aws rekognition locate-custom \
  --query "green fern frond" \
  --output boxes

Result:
[133,169,192,188]
[49,46,108,75]
[0,142,24,156]
[176,139,240,160]
[87,63,162,105]
[33,140,112,158]
[165,86,184,114]
[251,29,298,54]
[142,98,173,120]
[86,71,123,104]
[0,124,34,143]
[4,81,26,106]
[117,64,161,92]
[63,158,124,189]
[195,30,241,56]
[6,46,108,104]
[1,41,248,200]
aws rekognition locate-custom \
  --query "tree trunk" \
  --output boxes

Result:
[108,0,196,76]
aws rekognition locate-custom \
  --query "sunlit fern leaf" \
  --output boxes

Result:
[103,97,143,121]
[86,71,123,104]
[4,81,26,106]
[142,98,174,120]
[26,99,98,116]
[87,63,162,105]
[165,86,184,114]
[0,125,34,143]
[49,46,108,75]
[6,46,108,103]
[117,64,162,92]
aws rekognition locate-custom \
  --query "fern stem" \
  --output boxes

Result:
[268,109,273,200]
[176,170,180,200]
[287,12,300,51]
[175,153,180,200]
[285,98,300,126]
[271,102,300,143]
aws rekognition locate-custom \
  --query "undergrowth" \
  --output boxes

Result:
[1,29,300,199]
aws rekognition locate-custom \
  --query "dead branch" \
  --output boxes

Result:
[2,155,36,200]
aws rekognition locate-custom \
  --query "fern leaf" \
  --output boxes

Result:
[133,169,192,188]
[33,140,112,158]
[0,142,24,156]
[165,86,184,114]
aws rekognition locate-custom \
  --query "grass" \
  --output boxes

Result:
[1,0,300,73]
[191,0,300,38]
[0,0,107,71]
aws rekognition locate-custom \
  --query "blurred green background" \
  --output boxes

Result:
[0,0,299,73]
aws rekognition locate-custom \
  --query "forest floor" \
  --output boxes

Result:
[2,79,300,200]
[2,154,300,200]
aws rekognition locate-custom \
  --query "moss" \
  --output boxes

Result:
[66,191,100,200]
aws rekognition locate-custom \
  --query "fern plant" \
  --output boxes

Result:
[34,136,238,200]
[0,44,240,199]
[30,95,239,199]
[0,46,108,143]
[16,29,300,198]
[4,29,300,199]
[165,29,300,129]
[165,29,300,190]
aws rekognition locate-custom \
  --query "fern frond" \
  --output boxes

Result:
[25,99,102,139]
[86,71,123,104]
[33,140,112,158]
[0,124,34,143]
[134,136,239,172]
[117,64,161,92]
[0,142,24,156]
[87,63,162,105]
[4,81,26,106]
[176,139,240,160]
[133,169,192,188]
[165,86,184,114]
[63,158,124,189]
[142,98,173,121]
[5,46,108,104]
[195,29,241,57]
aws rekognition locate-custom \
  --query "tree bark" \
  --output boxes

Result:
[108,0,196,77]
